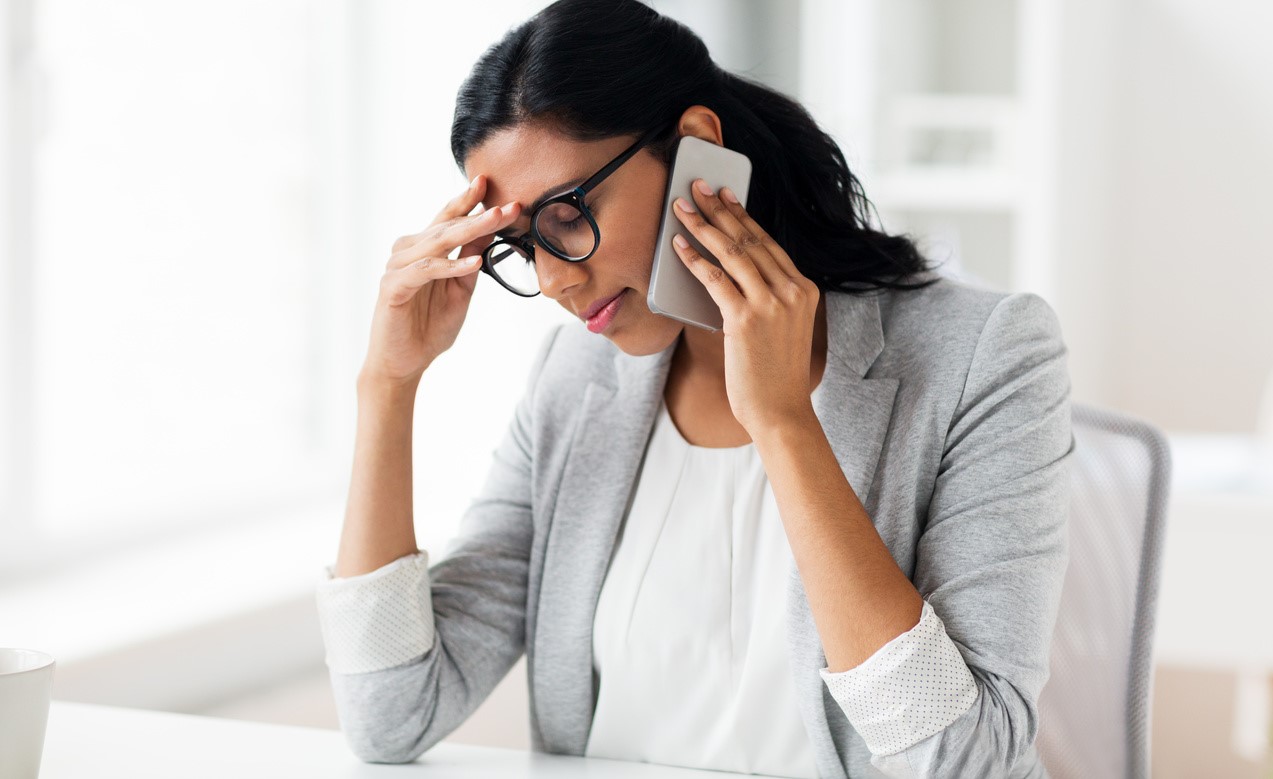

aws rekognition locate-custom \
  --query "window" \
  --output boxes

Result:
[1,0,570,582]
[2,0,353,577]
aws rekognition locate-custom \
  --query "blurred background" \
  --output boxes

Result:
[1,0,1270,775]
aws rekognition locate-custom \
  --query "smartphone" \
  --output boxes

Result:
[647,135,753,332]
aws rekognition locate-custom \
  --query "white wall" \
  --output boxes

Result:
[1056,0,1273,433]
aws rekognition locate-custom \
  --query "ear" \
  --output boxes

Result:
[676,105,725,146]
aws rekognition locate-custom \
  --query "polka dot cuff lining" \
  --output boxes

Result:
[818,599,980,756]
[315,550,435,675]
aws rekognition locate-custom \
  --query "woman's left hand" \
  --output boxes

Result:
[671,178,821,438]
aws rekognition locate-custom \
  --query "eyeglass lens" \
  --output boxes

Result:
[487,241,539,296]
[534,201,594,259]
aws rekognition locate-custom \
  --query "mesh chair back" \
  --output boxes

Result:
[1036,403,1172,779]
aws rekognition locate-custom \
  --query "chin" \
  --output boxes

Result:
[605,317,683,357]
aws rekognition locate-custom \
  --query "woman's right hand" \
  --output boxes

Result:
[361,174,522,387]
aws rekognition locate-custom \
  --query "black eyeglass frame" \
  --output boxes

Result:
[480,122,670,298]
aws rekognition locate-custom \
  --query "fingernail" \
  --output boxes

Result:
[720,187,739,204]
[694,179,713,196]
[675,197,695,213]
[673,234,689,250]
[469,175,480,190]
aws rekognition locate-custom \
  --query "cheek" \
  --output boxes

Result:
[604,192,666,280]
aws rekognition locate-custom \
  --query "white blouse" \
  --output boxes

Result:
[583,398,821,778]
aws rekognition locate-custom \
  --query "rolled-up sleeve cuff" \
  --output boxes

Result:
[314,550,435,675]
[818,599,979,755]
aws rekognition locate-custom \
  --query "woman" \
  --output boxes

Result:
[315,1,1072,777]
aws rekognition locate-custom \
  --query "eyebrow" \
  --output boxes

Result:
[494,176,588,240]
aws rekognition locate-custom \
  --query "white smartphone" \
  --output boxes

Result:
[647,135,753,332]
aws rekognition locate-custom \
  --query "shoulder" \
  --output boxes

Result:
[870,275,1065,368]
[878,275,1059,343]
[848,276,1067,415]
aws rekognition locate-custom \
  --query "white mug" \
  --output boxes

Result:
[0,648,56,779]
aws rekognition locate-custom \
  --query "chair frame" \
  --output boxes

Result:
[1064,403,1173,779]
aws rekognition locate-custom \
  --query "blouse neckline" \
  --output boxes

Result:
[657,368,827,454]
[657,400,756,453]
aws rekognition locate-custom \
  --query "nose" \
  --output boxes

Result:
[534,248,590,301]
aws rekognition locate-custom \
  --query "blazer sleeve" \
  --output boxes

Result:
[314,323,563,764]
[863,292,1072,777]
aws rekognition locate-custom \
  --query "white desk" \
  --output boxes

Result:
[40,701,767,778]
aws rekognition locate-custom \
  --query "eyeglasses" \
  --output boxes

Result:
[480,123,668,297]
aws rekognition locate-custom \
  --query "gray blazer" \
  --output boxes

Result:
[328,276,1072,778]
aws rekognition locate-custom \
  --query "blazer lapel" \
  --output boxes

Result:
[531,334,677,754]
[788,291,900,778]
[812,291,898,514]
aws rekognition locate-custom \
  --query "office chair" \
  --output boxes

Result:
[1036,403,1172,779]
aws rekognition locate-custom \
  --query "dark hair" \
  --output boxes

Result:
[450,0,941,295]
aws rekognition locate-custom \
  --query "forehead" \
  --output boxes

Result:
[464,123,636,211]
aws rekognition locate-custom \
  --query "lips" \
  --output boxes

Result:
[581,291,625,321]
[585,290,626,334]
